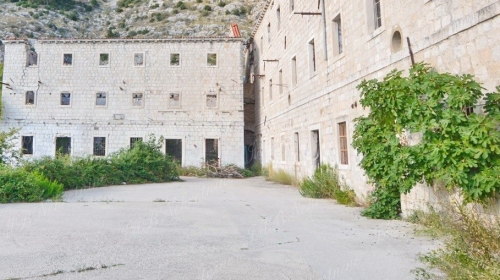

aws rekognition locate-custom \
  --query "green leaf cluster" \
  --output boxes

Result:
[353,64,500,219]
[0,169,63,203]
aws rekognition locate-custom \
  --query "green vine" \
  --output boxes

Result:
[353,63,500,219]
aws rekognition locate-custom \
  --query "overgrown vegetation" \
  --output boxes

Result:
[0,62,3,117]
[353,63,500,219]
[264,164,298,186]
[23,137,180,190]
[0,168,63,203]
[410,205,500,280]
[300,164,357,206]
[10,0,94,12]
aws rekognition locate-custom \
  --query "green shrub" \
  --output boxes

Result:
[0,168,63,203]
[299,164,357,206]
[23,136,179,190]
[411,205,500,279]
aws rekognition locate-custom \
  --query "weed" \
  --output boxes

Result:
[264,164,298,186]
[411,203,500,279]
[153,199,166,202]
[299,164,357,206]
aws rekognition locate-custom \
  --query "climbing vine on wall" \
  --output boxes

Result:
[353,63,500,219]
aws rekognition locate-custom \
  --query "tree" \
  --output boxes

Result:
[353,63,500,219]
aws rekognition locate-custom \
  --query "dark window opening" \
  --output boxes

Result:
[99,53,109,66]
[374,0,382,29]
[96,92,107,106]
[27,50,38,67]
[63,53,73,66]
[309,39,316,73]
[207,53,217,66]
[26,91,35,105]
[130,137,143,148]
[22,136,33,155]
[205,139,219,165]
[170,53,180,66]
[93,137,106,156]
[56,137,71,156]
[166,139,182,164]
[61,92,71,106]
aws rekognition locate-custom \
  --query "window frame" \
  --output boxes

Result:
[93,137,106,157]
[95,92,107,107]
[170,53,181,67]
[206,53,218,67]
[99,53,110,67]
[168,92,182,109]
[308,39,316,76]
[338,122,349,165]
[133,52,145,67]
[21,135,34,155]
[25,91,35,106]
[62,53,73,67]
[60,92,72,107]
[132,92,145,108]
[332,14,344,56]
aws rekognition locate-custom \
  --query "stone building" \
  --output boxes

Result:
[249,0,500,200]
[1,37,246,167]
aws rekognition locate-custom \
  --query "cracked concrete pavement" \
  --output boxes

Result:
[0,177,437,279]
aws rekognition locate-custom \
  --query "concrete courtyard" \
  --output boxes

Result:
[0,177,437,279]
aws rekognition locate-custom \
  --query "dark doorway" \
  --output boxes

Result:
[56,137,71,156]
[165,139,182,164]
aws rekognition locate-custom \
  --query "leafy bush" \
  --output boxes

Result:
[0,168,63,203]
[353,63,500,219]
[411,205,500,279]
[299,164,357,206]
[23,137,179,190]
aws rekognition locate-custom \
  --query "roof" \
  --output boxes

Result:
[1,36,245,44]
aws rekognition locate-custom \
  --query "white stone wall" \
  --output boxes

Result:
[1,38,245,167]
[251,0,500,200]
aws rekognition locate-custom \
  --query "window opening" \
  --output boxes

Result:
[166,139,183,163]
[207,53,217,66]
[170,53,180,66]
[205,139,219,165]
[25,91,35,105]
[294,132,300,162]
[134,53,144,66]
[22,136,33,155]
[96,92,107,106]
[60,92,71,106]
[56,137,71,156]
[132,93,144,106]
[130,137,143,148]
[63,53,72,66]
[99,53,109,66]
[93,137,106,156]
[339,122,348,165]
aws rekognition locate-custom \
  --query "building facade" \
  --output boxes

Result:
[1,38,246,167]
[250,0,500,199]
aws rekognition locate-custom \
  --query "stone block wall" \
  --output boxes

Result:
[251,0,500,201]
[1,38,245,167]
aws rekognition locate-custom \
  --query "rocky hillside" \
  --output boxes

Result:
[0,0,267,41]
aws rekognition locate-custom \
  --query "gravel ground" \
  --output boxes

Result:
[0,177,437,280]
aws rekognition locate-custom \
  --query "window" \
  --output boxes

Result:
[339,122,348,165]
[27,50,38,67]
[63,53,73,66]
[309,39,316,74]
[281,135,285,162]
[60,92,71,106]
[284,36,287,49]
[99,53,109,66]
[170,53,180,66]
[93,137,106,156]
[205,139,219,164]
[96,92,107,106]
[279,70,283,95]
[374,0,382,29]
[134,53,144,66]
[55,137,71,156]
[289,0,294,13]
[22,136,33,155]
[267,23,271,44]
[312,130,320,170]
[333,15,343,55]
[261,86,265,106]
[207,53,217,66]
[271,137,275,160]
[25,91,35,105]
[166,139,183,163]
[130,137,143,148]
[168,93,181,108]
[132,93,144,107]
[206,91,218,108]
[294,132,300,162]
[291,56,297,86]
[260,36,264,55]
[269,79,273,101]
[277,7,281,30]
